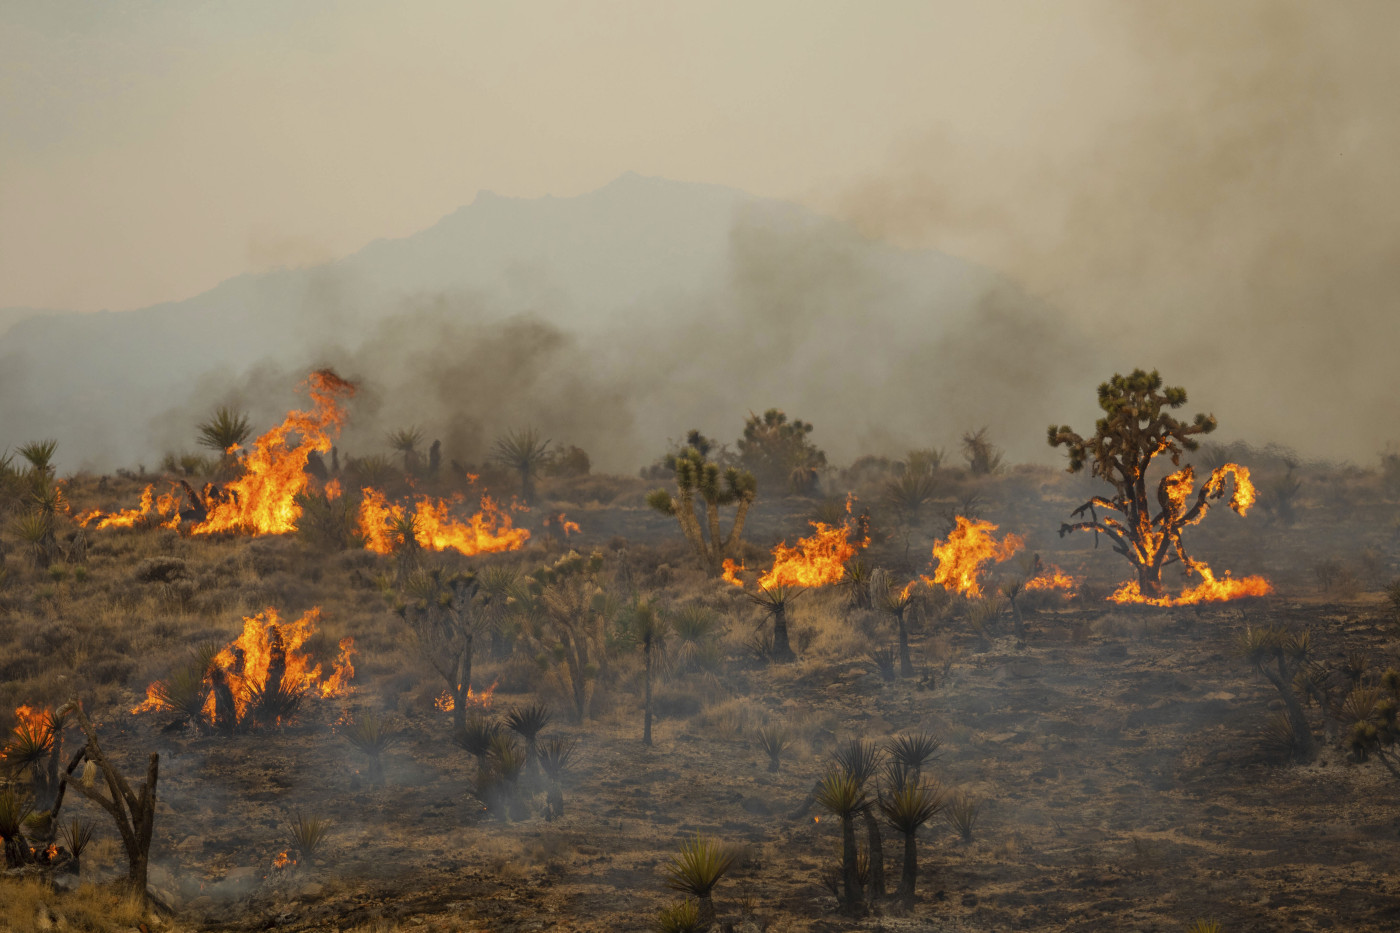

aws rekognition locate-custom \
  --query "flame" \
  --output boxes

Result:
[192,370,356,535]
[435,681,497,712]
[1108,558,1273,606]
[78,483,182,530]
[272,851,294,870]
[324,478,342,501]
[721,559,746,587]
[544,513,581,537]
[132,607,356,724]
[922,517,1023,598]
[1024,565,1079,594]
[358,489,530,556]
[756,522,862,589]
[4,705,58,760]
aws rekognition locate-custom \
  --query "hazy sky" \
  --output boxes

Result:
[1,1,1150,312]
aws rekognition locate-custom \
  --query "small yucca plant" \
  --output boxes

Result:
[343,712,401,784]
[945,791,981,843]
[504,704,552,778]
[655,898,703,933]
[60,817,96,874]
[867,646,897,682]
[146,664,212,724]
[813,769,867,914]
[887,732,942,779]
[539,736,576,819]
[286,812,331,864]
[664,836,737,926]
[0,786,34,868]
[755,725,792,773]
[1187,921,1223,933]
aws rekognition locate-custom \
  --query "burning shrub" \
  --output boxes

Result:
[133,607,355,732]
[1049,369,1271,604]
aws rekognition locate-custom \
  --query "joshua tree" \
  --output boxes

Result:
[55,700,159,900]
[621,601,670,746]
[1049,369,1255,597]
[1337,668,1400,782]
[835,738,887,901]
[504,704,552,780]
[1240,625,1316,762]
[399,569,481,739]
[18,439,58,477]
[872,570,918,677]
[538,736,576,819]
[755,725,792,773]
[747,585,799,663]
[647,447,757,577]
[961,427,1003,475]
[196,408,251,466]
[491,427,552,505]
[342,712,401,785]
[387,426,425,475]
[814,769,868,914]
[664,835,737,927]
[532,550,613,723]
[878,777,949,905]
[737,408,826,495]
[886,732,942,783]
[2,705,70,822]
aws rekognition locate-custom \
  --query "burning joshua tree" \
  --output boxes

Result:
[1048,369,1271,604]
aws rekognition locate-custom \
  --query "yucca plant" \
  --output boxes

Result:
[655,898,703,933]
[486,733,528,820]
[17,439,58,476]
[342,712,401,785]
[669,603,721,674]
[504,704,552,779]
[59,817,96,874]
[2,706,67,813]
[834,738,883,788]
[347,454,395,490]
[14,509,55,569]
[286,812,331,864]
[246,677,306,727]
[878,777,949,903]
[1239,625,1315,761]
[867,646,897,682]
[538,737,576,819]
[386,426,425,474]
[873,571,919,677]
[841,558,873,610]
[886,732,942,782]
[664,835,737,927]
[813,769,868,913]
[755,725,792,773]
[1186,921,1223,933]
[945,791,981,843]
[0,786,35,867]
[456,715,502,790]
[491,427,553,505]
[196,407,252,456]
[747,585,799,664]
[145,663,213,726]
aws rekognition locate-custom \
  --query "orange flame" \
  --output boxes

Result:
[4,706,59,761]
[78,483,183,530]
[324,478,342,501]
[756,522,861,589]
[358,489,530,556]
[543,513,581,537]
[720,559,746,587]
[923,517,1023,598]
[272,851,294,870]
[1108,559,1273,607]
[1024,565,1079,594]
[132,607,355,723]
[435,681,497,712]
[192,371,356,535]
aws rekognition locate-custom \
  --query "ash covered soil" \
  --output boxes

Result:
[6,468,1400,933]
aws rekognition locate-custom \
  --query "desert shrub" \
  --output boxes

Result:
[737,408,826,495]
[133,556,189,584]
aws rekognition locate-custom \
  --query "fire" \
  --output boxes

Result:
[923,517,1023,598]
[721,559,745,587]
[133,607,356,725]
[78,483,182,530]
[1024,565,1079,594]
[358,489,530,556]
[435,681,497,712]
[1108,559,1273,606]
[192,370,356,535]
[272,851,294,870]
[4,705,59,760]
[324,478,342,500]
[756,522,862,590]
[543,513,581,537]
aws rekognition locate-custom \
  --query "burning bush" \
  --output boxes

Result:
[1049,369,1272,604]
[133,607,355,732]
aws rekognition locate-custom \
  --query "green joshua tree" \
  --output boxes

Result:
[814,769,868,914]
[664,835,737,927]
[196,407,252,461]
[491,427,552,505]
[737,408,826,495]
[647,447,756,577]
[878,776,948,905]
[1049,369,1252,597]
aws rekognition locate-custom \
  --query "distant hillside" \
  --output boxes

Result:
[0,174,1098,473]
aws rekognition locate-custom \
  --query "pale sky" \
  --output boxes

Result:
[1,1,1144,312]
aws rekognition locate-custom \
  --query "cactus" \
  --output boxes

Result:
[647,446,756,577]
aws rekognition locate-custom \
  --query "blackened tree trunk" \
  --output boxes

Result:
[771,603,795,663]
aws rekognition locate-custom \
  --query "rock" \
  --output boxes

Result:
[299,881,325,899]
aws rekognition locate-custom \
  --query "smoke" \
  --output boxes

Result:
[834,0,1400,463]
[147,202,1096,477]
